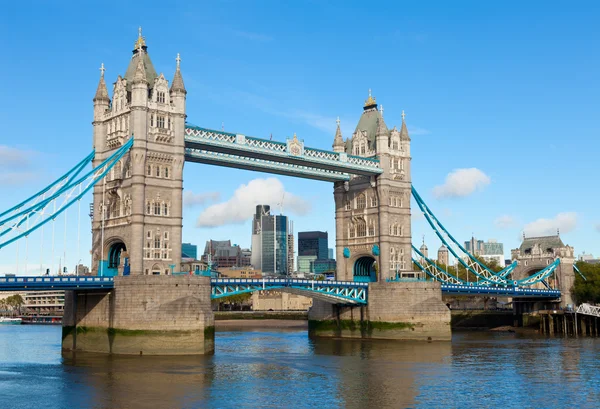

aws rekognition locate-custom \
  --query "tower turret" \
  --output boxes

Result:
[332,117,345,153]
[93,63,110,151]
[375,104,389,155]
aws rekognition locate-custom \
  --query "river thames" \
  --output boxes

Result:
[1,324,599,409]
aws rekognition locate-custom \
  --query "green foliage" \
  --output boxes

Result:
[572,261,600,304]
[1,294,24,310]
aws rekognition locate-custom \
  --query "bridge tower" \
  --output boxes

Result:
[333,92,412,282]
[91,29,186,276]
[511,234,576,307]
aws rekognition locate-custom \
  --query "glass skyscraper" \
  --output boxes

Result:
[260,214,289,276]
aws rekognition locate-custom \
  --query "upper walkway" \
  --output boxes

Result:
[184,125,383,182]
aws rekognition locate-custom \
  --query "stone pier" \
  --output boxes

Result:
[62,276,214,355]
[308,281,451,341]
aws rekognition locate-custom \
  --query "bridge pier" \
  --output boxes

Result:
[62,276,214,355]
[308,282,451,341]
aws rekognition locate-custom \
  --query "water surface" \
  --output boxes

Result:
[1,325,599,408]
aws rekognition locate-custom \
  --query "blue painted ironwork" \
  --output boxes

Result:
[441,284,561,298]
[574,264,587,281]
[353,256,377,282]
[184,125,383,179]
[0,276,115,291]
[211,278,368,305]
[372,244,380,256]
[411,245,465,285]
[343,248,351,258]
[0,138,133,249]
[412,186,517,285]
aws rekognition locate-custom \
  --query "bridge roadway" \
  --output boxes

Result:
[0,276,561,302]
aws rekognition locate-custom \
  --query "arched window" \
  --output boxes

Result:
[150,114,154,127]
[164,167,169,178]
[147,165,152,176]
[154,202,160,215]
[400,226,404,236]
[154,236,161,249]
[356,194,366,209]
[370,196,377,207]
[156,166,160,177]
[349,224,356,238]
[356,219,366,237]
[163,203,168,216]
[345,201,351,211]
[368,223,375,236]
[392,141,399,150]
[360,144,365,154]
[146,201,151,214]
[393,224,398,236]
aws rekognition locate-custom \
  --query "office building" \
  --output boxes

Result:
[182,242,198,259]
[250,205,293,276]
[465,237,505,267]
[202,240,246,269]
[250,205,271,270]
[328,248,334,260]
[297,255,317,274]
[298,231,329,259]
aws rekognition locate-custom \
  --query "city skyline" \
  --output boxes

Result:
[1,2,599,274]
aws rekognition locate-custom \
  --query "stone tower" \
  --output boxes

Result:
[333,92,412,282]
[91,29,186,276]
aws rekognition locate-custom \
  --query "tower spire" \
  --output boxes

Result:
[171,53,186,93]
[364,88,377,109]
[332,116,344,152]
[134,26,146,52]
[399,109,410,141]
[93,62,109,102]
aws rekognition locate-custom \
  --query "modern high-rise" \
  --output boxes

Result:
[298,231,329,259]
[202,240,245,269]
[250,205,292,276]
[250,205,271,270]
[328,248,334,260]
[465,237,505,267]
[181,242,197,259]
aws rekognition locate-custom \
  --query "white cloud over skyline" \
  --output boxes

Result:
[522,212,577,237]
[184,191,221,207]
[495,215,517,229]
[432,168,491,199]
[195,178,311,228]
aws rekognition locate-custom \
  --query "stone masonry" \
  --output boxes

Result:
[91,30,185,276]
[62,276,214,355]
[309,281,451,341]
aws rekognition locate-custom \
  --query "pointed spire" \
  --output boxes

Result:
[170,53,186,93]
[376,113,389,137]
[133,57,147,84]
[134,26,146,53]
[399,109,410,141]
[93,63,109,102]
[364,88,377,109]
[333,116,344,148]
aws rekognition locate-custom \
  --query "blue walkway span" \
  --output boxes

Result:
[0,276,561,301]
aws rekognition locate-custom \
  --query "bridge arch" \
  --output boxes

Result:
[353,255,377,282]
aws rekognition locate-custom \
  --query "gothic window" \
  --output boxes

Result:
[154,236,161,249]
[356,194,366,209]
[150,114,154,127]
[356,219,366,237]
[389,225,393,235]
[392,141,399,150]
[156,166,160,177]
[388,197,393,206]
[360,144,365,155]
[164,231,169,240]
[345,201,351,211]
[371,196,377,207]
[368,223,375,236]
[147,165,152,176]
[163,203,168,216]
[154,251,160,259]
[154,202,161,215]
[157,116,165,129]
[168,118,171,129]
[400,159,404,170]
[393,224,398,236]
[164,241,168,249]
[163,253,168,259]
[146,201,151,215]
[349,225,355,238]
[400,226,404,236]
[164,167,169,178]
[147,231,152,239]
[158,91,166,104]
[146,252,150,259]
[146,241,150,249]
[399,198,403,208]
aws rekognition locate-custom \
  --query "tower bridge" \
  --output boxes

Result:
[0,30,575,355]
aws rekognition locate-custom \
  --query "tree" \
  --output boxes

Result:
[572,261,600,304]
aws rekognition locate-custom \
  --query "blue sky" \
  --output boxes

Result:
[0,1,599,274]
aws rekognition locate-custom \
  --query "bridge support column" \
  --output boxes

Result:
[62,276,214,355]
[308,282,451,341]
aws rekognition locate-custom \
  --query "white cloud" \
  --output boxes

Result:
[184,191,221,207]
[196,178,311,228]
[523,212,577,237]
[495,215,517,229]
[0,145,33,167]
[432,168,491,199]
